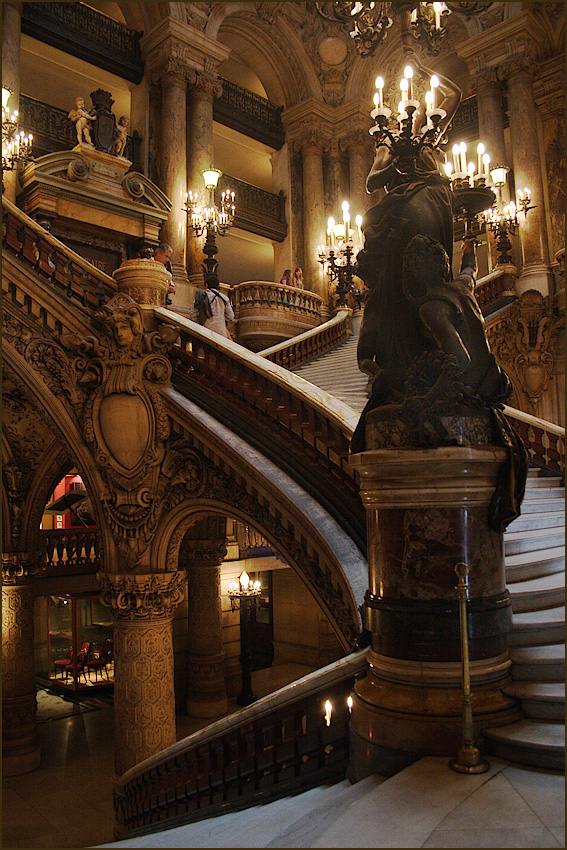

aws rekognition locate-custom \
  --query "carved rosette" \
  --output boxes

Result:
[63,293,179,566]
[97,571,186,621]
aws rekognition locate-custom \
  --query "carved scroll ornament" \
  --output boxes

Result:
[97,571,186,620]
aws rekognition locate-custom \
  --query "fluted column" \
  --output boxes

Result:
[472,70,508,197]
[2,2,22,202]
[186,71,223,297]
[500,56,554,296]
[180,516,228,718]
[2,553,41,776]
[98,571,185,775]
[295,128,329,307]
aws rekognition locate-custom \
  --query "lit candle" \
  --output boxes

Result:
[467,161,475,186]
[430,75,439,109]
[459,141,467,174]
[425,90,433,109]
[452,143,460,172]
[398,100,407,119]
[355,214,363,245]
[324,700,333,727]
[240,571,250,591]
[328,216,335,246]
[399,77,408,107]
[483,152,491,178]
[404,65,413,101]
[342,200,350,227]
[444,161,453,178]
[433,1,443,29]
[476,142,485,176]
[375,76,384,108]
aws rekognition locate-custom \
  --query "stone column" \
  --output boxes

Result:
[296,127,329,308]
[2,2,22,202]
[180,516,228,718]
[499,56,554,296]
[98,571,185,776]
[472,70,508,196]
[328,139,345,212]
[2,553,41,776]
[154,57,190,301]
[186,71,223,298]
[348,444,522,779]
[342,128,374,215]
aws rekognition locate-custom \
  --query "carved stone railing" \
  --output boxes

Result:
[217,175,286,242]
[260,310,351,367]
[113,649,367,837]
[18,95,142,170]
[21,2,143,84]
[40,528,101,576]
[232,282,323,351]
[215,78,285,150]
[2,197,116,315]
[475,265,518,315]
[504,407,565,477]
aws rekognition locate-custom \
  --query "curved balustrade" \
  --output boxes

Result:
[40,528,101,576]
[232,281,323,352]
[260,310,351,367]
[114,649,367,837]
[2,197,116,313]
[475,265,517,315]
[504,406,565,476]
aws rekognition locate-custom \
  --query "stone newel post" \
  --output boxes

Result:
[98,571,186,775]
[2,553,41,776]
[113,258,171,329]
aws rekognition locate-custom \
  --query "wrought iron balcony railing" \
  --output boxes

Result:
[215,78,285,150]
[217,175,287,242]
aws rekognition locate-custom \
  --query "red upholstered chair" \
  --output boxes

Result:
[53,647,73,678]
[86,645,108,682]
[65,645,90,683]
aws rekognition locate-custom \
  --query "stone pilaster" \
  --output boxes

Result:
[2,2,22,202]
[186,71,223,297]
[470,70,507,198]
[180,516,228,718]
[499,54,554,296]
[341,127,374,215]
[98,570,186,776]
[2,552,41,776]
[295,127,329,308]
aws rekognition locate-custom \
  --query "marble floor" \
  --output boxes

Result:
[3,662,564,849]
[2,662,314,849]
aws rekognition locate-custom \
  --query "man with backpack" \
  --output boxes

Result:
[189,277,234,338]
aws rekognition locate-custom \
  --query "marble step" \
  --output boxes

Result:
[508,606,565,646]
[504,527,565,556]
[483,720,565,771]
[518,497,565,514]
[506,510,565,533]
[505,547,565,582]
[508,571,564,613]
[522,486,565,502]
[510,643,565,682]
[503,682,565,720]
[524,477,563,489]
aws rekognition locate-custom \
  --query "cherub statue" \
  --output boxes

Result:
[68,97,95,146]
[112,115,129,157]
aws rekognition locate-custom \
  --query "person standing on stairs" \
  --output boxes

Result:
[189,277,235,339]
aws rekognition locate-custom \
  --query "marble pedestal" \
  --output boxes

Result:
[348,445,522,780]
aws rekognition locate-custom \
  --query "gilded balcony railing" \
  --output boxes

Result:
[113,649,367,837]
[40,528,101,576]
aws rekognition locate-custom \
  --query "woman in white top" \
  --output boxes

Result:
[189,280,235,338]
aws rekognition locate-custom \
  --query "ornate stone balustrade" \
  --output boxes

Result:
[260,310,351,367]
[40,528,100,576]
[3,198,116,314]
[503,406,565,476]
[475,265,518,315]
[215,78,285,150]
[232,281,323,352]
[114,649,367,836]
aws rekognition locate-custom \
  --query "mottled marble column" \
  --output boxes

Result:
[348,446,521,779]
[472,71,508,198]
[296,129,328,308]
[157,69,190,300]
[500,57,554,296]
[186,72,223,299]
[2,554,40,776]
[342,129,374,215]
[98,571,185,776]
[180,516,228,718]
[2,2,22,202]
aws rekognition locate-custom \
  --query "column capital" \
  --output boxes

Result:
[498,53,536,85]
[293,123,331,156]
[141,17,229,84]
[2,552,43,586]
[187,69,223,100]
[181,538,227,567]
[469,68,501,95]
[339,126,373,155]
[97,570,186,620]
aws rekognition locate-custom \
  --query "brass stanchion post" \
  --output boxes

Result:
[450,562,490,774]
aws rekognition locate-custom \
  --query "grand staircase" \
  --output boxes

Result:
[290,316,565,772]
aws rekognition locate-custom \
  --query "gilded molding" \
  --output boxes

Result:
[97,570,186,620]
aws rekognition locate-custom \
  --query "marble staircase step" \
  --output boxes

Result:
[522,485,565,500]
[483,720,565,771]
[508,571,564,613]
[502,682,565,720]
[504,527,565,557]
[509,644,565,682]
[506,510,565,533]
[508,606,565,646]
[524,477,563,489]
[518,497,565,514]
[505,547,565,582]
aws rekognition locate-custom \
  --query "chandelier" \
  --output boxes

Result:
[2,87,33,182]
[318,201,363,307]
[183,167,236,285]
[315,2,493,56]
